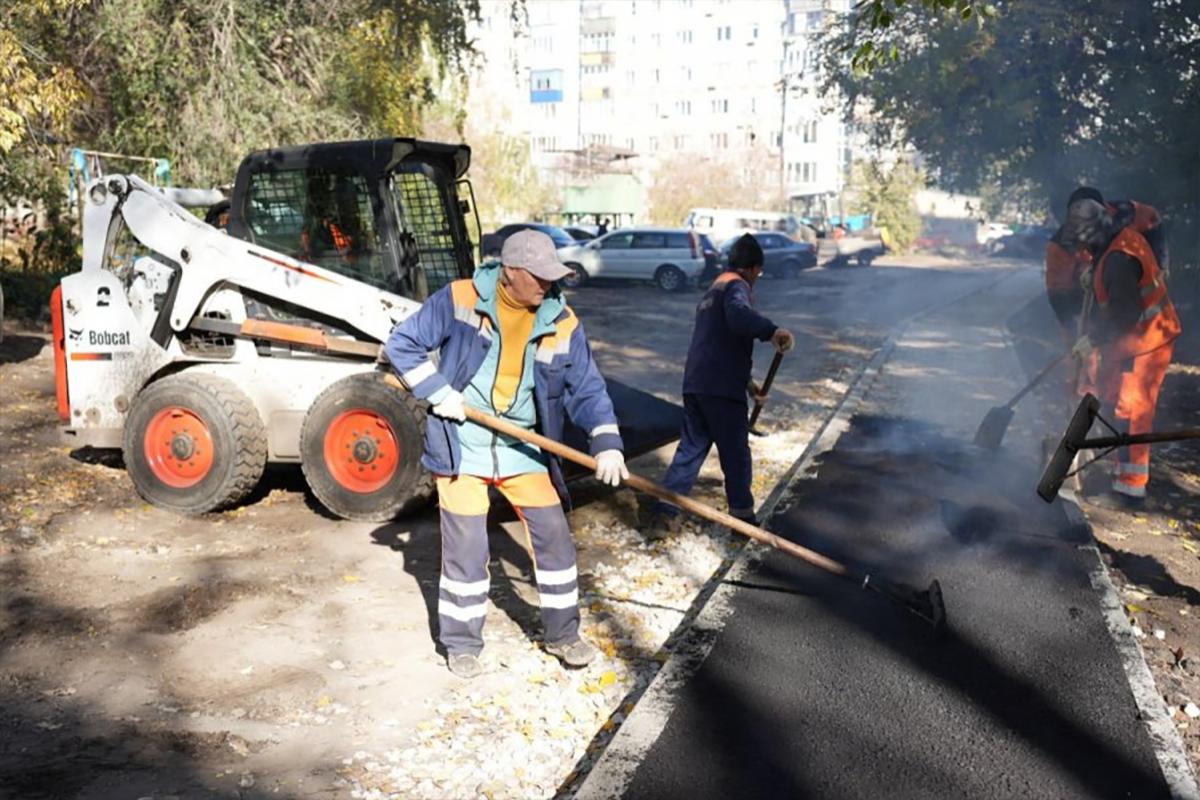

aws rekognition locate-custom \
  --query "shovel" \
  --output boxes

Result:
[455,402,947,636]
[749,351,784,437]
[974,351,1071,449]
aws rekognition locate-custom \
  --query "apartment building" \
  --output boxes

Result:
[781,0,852,219]
[469,0,853,221]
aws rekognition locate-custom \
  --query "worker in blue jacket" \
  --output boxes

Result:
[645,233,794,537]
[385,230,628,679]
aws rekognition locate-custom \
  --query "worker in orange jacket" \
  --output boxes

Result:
[1063,197,1180,508]
[1047,188,1167,399]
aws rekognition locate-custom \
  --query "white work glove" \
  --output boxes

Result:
[1071,335,1094,361]
[594,450,629,487]
[771,328,796,354]
[430,389,466,422]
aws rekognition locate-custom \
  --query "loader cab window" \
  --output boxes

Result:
[243,168,394,292]
[387,161,470,300]
[103,215,176,290]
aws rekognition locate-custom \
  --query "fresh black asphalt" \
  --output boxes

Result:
[620,411,1169,799]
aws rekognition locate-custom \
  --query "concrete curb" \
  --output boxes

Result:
[1061,494,1200,800]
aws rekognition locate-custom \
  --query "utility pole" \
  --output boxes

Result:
[779,36,789,209]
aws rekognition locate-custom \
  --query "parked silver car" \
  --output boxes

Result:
[557,228,704,292]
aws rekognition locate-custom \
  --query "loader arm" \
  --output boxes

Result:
[87,175,421,344]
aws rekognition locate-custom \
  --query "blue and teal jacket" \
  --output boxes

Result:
[384,263,624,506]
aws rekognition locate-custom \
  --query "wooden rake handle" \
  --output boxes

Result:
[459,404,849,578]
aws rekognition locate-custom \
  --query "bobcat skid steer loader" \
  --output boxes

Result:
[51,138,681,521]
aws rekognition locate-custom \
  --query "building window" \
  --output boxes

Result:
[675,100,692,115]
[530,69,564,103]
[802,120,817,143]
[710,132,729,149]
[752,24,759,39]
[654,68,661,83]
[649,136,658,151]
[678,29,693,44]
[717,25,732,41]
[711,98,729,113]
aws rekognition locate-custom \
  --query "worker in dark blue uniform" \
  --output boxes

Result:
[644,234,795,537]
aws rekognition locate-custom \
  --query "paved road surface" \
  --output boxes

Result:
[581,264,1183,799]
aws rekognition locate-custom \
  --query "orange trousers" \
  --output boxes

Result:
[1096,342,1174,498]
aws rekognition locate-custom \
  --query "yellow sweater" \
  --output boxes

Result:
[492,281,537,413]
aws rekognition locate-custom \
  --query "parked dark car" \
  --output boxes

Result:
[564,226,597,242]
[481,222,577,257]
[987,225,1055,259]
[718,232,817,277]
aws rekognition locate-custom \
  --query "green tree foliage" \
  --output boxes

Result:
[1,0,492,274]
[823,1,1200,252]
[845,158,924,252]
[848,0,994,71]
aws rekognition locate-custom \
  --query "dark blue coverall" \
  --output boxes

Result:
[655,271,780,520]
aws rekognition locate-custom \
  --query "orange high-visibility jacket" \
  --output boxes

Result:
[1093,226,1180,358]
[1045,200,1161,293]
[1045,239,1089,292]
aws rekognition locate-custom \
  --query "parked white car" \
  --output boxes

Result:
[557,228,705,292]
[977,221,1014,245]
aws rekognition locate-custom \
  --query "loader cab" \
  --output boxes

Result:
[226,138,477,302]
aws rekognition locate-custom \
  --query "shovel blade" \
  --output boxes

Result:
[973,405,1015,449]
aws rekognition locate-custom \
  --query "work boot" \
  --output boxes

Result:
[545,637,597,669]
[642,511,680,541]
[446,652,483,679]
[729,510,758,530]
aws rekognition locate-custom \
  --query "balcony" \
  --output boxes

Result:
[581,16,616,36]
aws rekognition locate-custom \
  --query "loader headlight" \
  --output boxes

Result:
[89,183,107,205]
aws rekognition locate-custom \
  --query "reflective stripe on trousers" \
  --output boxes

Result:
[435,473,580,655]
[1097,341,1174,498]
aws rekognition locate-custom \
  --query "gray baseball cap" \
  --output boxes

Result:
[500,229,572,281]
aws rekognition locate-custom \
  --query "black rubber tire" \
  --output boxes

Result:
[562,262,588,289]
[857,251,875,267]
[300,372,433,522]
[123,372,267,514]
[655,264,687,292]
[782,259,802,278]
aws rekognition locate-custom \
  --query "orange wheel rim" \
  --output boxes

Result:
[323,409,400,493]
[144,406,215,489]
